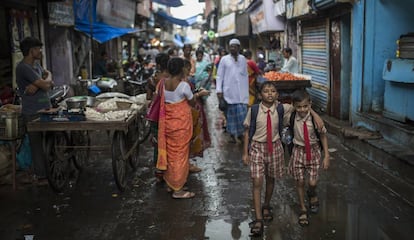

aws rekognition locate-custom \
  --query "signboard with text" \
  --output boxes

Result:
[218,12,235,37]
[96,0,136,28]
[48,0,74,26]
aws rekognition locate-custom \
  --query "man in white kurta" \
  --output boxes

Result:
[216,38,249,143]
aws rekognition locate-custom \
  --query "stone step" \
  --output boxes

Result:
[323,115,414,187]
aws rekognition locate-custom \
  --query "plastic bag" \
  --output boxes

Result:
[16,134,32,170]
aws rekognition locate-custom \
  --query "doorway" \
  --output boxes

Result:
[329,13,351,120]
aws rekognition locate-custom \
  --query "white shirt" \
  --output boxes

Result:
[164,81,193,103]
[216,54,249,104]
[281,56,299,73]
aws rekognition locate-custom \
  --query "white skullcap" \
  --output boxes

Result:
[229,38,240,46]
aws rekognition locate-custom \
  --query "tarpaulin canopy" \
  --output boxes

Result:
[155,10,198,27]
[173,33,193,47]
[75,20,137,43]
[74,0,138,43]
[152,0,183,7]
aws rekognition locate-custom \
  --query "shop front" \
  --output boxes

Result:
[0,0,42,89]
[217,12,236,48]
[247,0,285,63]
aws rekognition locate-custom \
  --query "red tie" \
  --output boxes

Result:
[303,120,311,162]
[267,110,273,153]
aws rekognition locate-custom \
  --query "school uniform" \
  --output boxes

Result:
[289,111,327,181]
[244,102,293,179]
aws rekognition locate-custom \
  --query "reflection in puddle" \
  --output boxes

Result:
[205,219,250,239]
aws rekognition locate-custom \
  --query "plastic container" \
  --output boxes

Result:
[0,110,24,139]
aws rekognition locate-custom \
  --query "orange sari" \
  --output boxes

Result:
[157,92,193,191]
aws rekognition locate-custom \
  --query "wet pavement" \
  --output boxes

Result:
[1,92,414,240]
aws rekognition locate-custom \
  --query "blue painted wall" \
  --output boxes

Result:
[351,0,414,116]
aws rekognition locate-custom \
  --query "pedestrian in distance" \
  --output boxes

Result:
[242,81,294,237]
[148,52,170,182]
[280,47,299,74]
[288,89,330,226]
[216,38,249,143]
[243,49,261,107]
[182,59,211,174]
[212,47,228,128]
[16,36,54,186]
[181,44,196,83]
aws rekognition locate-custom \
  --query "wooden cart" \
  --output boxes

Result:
[272,80,312,103]
[26,109,148,192]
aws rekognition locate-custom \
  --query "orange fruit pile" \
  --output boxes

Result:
[263,71,305,81]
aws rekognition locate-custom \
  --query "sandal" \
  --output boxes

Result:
[309,199,319,214]
[172,190,195,199]
[249,219,263,237]
[154,170,164,183]
[262,205,274,222]
[189,164,202,173]
[307,189,319,214]
[166,186,188,193]
[298,210,309,227]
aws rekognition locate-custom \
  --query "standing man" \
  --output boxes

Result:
[16,37,54,185]
[122,45,129,61]
[216,38,249,143]
[281,47,299,73]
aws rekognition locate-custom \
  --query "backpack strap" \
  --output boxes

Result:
[289,111,296,138]
[287,111,296,155]
[311,116,323,150]
[248,104,260,147]
[276,103,284,138]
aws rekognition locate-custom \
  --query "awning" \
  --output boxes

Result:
[173,34,193,47]
[73,0,138,43]
[75,20,138,43]
[155,10,198,27]
[152,0,183,7]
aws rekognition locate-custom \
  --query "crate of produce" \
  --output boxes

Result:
[0,105,24,140]
[262,71,312,90]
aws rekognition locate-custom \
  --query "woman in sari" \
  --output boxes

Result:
[194,49,211,93]
[157,57,209,199]
[183,60,212,171]
[148,53,170,182]
[244,50,261,107]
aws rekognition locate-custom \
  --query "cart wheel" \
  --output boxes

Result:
[138,113,151,144]
[112,131,127,191]
[127,118,140,170]
[45,132,71,192]
[71,131,90,170]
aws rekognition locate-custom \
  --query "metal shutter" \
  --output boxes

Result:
[302,19,329,112]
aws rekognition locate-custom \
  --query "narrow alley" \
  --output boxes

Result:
[0,93,413,240]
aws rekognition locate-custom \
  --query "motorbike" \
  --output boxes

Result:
[77,76,118,96]
[124,57,154,96]
[49,84,70,107]
[10,84,70,107]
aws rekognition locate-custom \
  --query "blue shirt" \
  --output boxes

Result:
[16,61,51,115]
